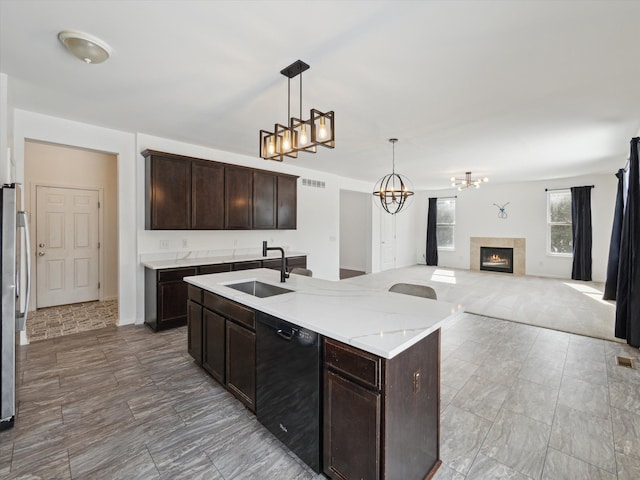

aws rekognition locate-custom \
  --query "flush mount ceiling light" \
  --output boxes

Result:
[373,138,414,215]
[58,30,112,64]
[260,60,335,162]
[451,172,489,191]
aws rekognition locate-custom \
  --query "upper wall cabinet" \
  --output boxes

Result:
[225,166,254,230]
[192,160,225,230]
[145,151,191,230]
[277,175,297,229]
[143,149,298,231]
[253,171,277,229]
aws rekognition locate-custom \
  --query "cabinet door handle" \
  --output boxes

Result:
[413,370,421,394]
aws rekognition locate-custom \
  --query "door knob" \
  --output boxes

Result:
[38,251,45,256]
[39,243,45,248]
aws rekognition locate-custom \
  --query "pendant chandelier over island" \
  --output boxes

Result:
[259,60,335,162]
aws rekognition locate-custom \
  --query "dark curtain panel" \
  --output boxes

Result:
[570,186,593,281]
[615,137,640,347]
[603,169,626,300]
[426,197,438,266]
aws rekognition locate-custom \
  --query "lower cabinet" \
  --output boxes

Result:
[145,266,198,331]
[323,332,441,480]
[324,371,381,480]
[203,308,225,383]
[187,287,256,412]
[226,320,256,410]
[187,300,203,364]
[145,255,304,331]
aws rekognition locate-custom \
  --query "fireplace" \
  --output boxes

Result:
[480,247,514,274]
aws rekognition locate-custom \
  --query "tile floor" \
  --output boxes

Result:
[26,300,118,342]
[2,312,639,479]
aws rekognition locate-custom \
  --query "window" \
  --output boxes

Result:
[547,190,572,255]
[436,197,455,250]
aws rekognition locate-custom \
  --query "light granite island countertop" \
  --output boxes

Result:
[184,268,463,359]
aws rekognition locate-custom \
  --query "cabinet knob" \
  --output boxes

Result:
[38,251,45,257]
[39,242,45,248]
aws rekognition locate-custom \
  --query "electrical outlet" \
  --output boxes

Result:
[159,240,170,249]
[182,239,189,248]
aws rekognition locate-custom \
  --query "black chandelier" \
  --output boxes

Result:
[373,138,414,215]
[259,60,335,162]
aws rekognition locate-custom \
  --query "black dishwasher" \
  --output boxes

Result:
[256,312,321,473]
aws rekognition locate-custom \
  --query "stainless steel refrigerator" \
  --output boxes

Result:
[1,183,31,430]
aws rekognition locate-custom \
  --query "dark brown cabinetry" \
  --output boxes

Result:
[202,307,225,383]
[253,171,277,229]
[226,320,256,410]
[198,263,232,275]
[225,166,254,229]
[277,175,297,229]
[145,255,305,332]
[323,333,441,480]
[144,149,298,230]
[145,152,191,230]
[145,266,197,331]
[187,298,203,364]
[188,287,257,411]
[192,160,224,229]
[232,260,262,271]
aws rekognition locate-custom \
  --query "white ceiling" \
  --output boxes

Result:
[1,0,639,189]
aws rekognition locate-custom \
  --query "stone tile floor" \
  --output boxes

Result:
[26,299,118,342]
[2,313,639,479]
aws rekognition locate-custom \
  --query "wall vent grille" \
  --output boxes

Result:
[301,178,326,189]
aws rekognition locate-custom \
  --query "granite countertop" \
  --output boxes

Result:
[184,268,464,359]
[142,251,307,270]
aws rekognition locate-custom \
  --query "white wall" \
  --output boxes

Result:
[339,190,370,272]
[0,73,12,185]
[13,109,138,325]
[414,173,618,282]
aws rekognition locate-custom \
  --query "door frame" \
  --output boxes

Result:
[380,208,396,271]
[30,181,105,307]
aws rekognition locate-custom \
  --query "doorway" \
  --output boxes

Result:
[339,190,372,279]
[380,207,396,271]
[24,140,118,341]
[36,185,101,307]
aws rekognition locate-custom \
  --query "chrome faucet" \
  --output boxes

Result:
[262,241,289,283]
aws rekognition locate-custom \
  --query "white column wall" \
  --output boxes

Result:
[13,109,138,324]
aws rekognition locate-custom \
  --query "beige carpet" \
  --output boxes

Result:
[342,265,619,342]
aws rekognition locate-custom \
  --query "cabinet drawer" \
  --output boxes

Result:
[232,260,262,271]
[158,267,197,283]
[188,285,202,303]
[262,258,282,270]
[199,263,232,275]
[324,338,382,390]
[204,291,255,330]
[287,256,307,269]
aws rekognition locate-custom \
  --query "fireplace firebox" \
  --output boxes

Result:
[480,247,514,274]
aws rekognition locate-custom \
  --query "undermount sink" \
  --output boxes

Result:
[226,280,293,298]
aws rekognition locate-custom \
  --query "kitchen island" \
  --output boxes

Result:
[185,268,463,480]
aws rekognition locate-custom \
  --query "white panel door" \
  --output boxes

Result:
[36,186,100,308]
[380,210,396,271]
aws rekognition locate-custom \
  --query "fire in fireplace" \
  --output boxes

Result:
[480,247,514,274]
